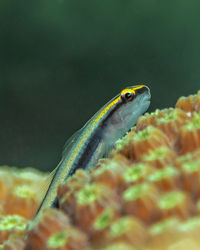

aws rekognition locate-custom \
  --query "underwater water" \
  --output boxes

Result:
[0,0,200,171]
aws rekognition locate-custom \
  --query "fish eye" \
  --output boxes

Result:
[122,91,134,102]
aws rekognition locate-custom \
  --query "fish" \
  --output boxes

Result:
[32,84,151,226]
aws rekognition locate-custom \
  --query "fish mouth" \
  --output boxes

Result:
[138,94,151,113]
[138,94,151,108]
[142,94,151,102]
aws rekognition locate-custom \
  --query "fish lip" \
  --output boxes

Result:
[142,95,151,102]
[137,96,150,107]
[141,96,151,110]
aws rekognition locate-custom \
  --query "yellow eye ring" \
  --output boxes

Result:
[121,89,135,102]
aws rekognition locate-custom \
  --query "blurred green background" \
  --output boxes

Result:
[0,0,199,171]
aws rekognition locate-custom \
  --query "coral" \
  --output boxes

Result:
[2,236,25,250]
[147,165,180,191]
[176,90,200,113]
[178,112,200,154]
[0,214,27,244]
[61,182,120,234]
[25,209,88,250]
[0,167,48,219]
[1,90,200,249]
[0,167,47,249]
[142,146,176,169]
[107,216,147,247]
[136,108,189,145]
[158,191,194,219]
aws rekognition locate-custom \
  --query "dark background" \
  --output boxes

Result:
[0,0,200,171]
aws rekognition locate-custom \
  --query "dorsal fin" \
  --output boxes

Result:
[37,165,59,200]
[62,128,83,158]
[61,93,121,160]
[37,129,83,201]
[37,94,122,204]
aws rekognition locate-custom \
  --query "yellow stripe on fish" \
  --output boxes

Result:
[30,84,151,229]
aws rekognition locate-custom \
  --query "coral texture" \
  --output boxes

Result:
[1,90,200,249]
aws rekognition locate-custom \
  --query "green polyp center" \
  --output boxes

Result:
[115,134,130,151]
[94,209,114,230]
[103,243,133,250]
[76,184,102,205]
[123,183,148,201]
[179,216,200,232]
[123,163,148,182]
[0,215,26,231]
[158,111,177,123]
[148,166,178,182]
[177,153,194,163]
[150,217,180,235]
[143,146,170,161]
[158,191,185,210]
[94,161,118,176]
[134,128,151,141]
[197,200,200,211]
[185,112,200,130]
[182,160,200,173]
[150,109,161,116]
[14,185,35,198]
[47,231,67,248]
[19,169,46,181]
[110,217,132,237]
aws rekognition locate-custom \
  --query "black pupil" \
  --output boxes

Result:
[125,92,132,99]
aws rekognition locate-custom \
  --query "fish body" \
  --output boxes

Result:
[33,85,151,225]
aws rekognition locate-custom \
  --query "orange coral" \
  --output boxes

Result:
[0,167,47,219]
[117,126,171,162]
[0,214,27,244]
[1,90,200,249]
[137,108,189,145]
[26,209,88,250]
[178,113,200,154]
[122,183,161,223]
[141,146,176,169]
[176,90,200,113]
[106,216,147,247]
[3,236,25,250]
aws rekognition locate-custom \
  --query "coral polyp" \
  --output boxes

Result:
[26,208,88,250]
[176,91,200,113]
[1,90,200,249]
[178,112,200,154]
